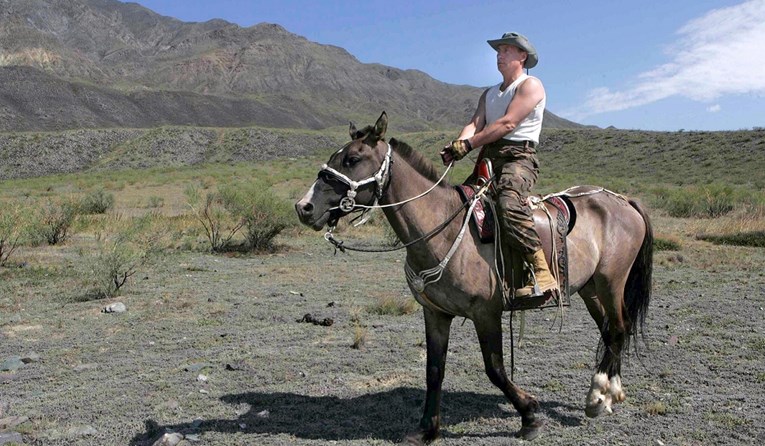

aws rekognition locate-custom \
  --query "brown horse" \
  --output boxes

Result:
[295,112,653,443]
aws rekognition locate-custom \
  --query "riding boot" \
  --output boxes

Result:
[515,250,559,298]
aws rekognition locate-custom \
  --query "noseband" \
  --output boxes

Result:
[320,143,393,212]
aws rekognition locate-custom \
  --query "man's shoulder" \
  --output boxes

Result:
[519,76,544,91]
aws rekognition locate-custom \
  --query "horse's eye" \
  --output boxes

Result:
[345,157,361,167]
[318,172,335,183]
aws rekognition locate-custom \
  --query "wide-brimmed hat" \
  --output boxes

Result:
[487,32,538,68]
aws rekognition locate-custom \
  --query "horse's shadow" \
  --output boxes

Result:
[129,387,582,445]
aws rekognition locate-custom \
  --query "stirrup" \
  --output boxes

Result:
[515,268,542,298]
[515,268,559,299]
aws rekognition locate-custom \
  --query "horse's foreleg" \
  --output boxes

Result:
[474,315,542,441]
[403,308,453,445]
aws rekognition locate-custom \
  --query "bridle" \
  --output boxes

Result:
[320,141,456,225]
[320,142,393,214]
[315,138,495,318]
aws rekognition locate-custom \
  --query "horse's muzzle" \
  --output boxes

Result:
[295,200,331,231]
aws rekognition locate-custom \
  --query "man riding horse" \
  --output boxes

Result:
[440,32,558,301]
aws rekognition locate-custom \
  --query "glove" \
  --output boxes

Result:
[440,139,472,164]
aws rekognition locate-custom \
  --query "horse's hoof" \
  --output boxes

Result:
[401,430,437,445]
[516,420,543,441]
[401,436,425,446]
[585,401,606,418]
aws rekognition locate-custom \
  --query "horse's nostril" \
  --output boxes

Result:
[296,201,313,217]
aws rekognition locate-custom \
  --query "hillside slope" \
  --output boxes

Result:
[0,0,581,132]
[2,126,763,188]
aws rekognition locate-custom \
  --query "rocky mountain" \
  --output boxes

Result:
[0,0,582,132]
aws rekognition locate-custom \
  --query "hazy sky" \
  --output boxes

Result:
[133,0,765,131]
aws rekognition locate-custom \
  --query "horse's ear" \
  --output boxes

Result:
[373,111,387,140]
[349,121,358,139]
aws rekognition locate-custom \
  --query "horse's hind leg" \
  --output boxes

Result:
[404,308,453,445]
[583,276,629,418]
[474,314,542,440]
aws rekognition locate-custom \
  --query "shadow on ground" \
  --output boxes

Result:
[130,387,583,445]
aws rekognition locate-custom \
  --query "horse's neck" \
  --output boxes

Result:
[380,153,462,253]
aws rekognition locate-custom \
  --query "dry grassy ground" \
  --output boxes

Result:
[1,211,764,445]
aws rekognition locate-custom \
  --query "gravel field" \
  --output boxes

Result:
[1,233,764,445]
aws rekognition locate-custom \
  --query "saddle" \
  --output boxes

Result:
[456,159,574,311]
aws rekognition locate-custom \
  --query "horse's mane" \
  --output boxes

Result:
[389,138,449,187]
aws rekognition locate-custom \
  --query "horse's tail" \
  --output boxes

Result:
[623,199,653,354]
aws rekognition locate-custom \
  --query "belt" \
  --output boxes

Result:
[485,139,536,149]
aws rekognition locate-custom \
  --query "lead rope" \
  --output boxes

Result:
[485,189,524,380]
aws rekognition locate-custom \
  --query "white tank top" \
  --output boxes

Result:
[485,74,545,144]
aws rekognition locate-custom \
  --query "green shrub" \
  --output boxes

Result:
[696,230,765,247]
[36,198,79,245]
[185,184,243,252]
[654,236,682,251]
[650,184,751,218]
[0,201,29,266]
[146,195,165,208]
[81,214,165,299]
[79,189,115,214]
[84,235,145,298]
[218,181,295,252]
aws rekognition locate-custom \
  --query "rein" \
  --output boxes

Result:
[321,144,460,253]
[324,193,471,254]
[318,141,495,316]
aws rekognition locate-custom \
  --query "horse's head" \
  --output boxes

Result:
[295,111,392,230]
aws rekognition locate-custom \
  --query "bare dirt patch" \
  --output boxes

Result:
[1,234,764,445]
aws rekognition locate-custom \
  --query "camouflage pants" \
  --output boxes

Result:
[484,141,541,255]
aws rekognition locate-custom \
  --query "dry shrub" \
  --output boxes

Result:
[650,184,760,218]
[691,207,765,247]
[0,200,31,266]
[184,184,243,252]
[367,294,418,316]
[35,198,79,245]
[352,324,367,350]
[218,181,295,252]
[79,188,115,214]
[653,234,682,251]
[80,213,168,299]
[644,401,667,416]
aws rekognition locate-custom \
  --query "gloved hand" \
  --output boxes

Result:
[440,139,472,165]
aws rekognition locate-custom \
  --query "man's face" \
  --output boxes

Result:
[496,44,526,71]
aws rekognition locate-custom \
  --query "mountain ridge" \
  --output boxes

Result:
[0,0,583,132]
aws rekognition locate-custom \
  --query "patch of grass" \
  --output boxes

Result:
[367,295,418,316]
[658,252,685,267]
[541,379,565,392]
[696,230,765,247]
[197,318,223,327]
[79,188,115,214]
[748,337,765,354]
[146,195,165,208]
[644,401,667,416]
[703,411,750,427]
[649,183,761,218]
[654,235,682,251]
[352,323,367,350]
